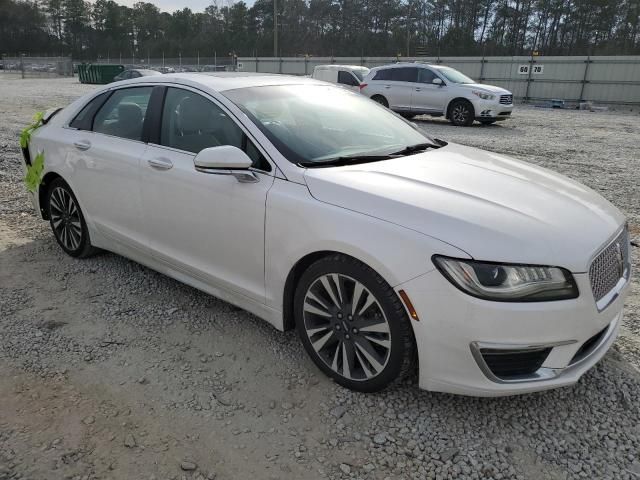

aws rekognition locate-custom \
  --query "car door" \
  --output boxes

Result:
[387,67,418,112]
[140,86,275,303]
[66,85,153,252]
[411,68,447,113]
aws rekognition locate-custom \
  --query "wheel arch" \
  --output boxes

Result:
[38,171,64,219]
[370,94,389,106]
[283,250,342,331]
[446,97,474,119]
[281,249,397,331]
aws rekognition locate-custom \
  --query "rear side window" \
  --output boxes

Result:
[69,91,111,130]
[338,71,359,86]
[372,69,392,81]
[93,87,153,141]
[391,67,418,82]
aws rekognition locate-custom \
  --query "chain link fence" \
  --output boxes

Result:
[1,56,73,78]
[93,56,236,73]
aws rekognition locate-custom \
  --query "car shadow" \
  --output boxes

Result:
[2,234,639,478]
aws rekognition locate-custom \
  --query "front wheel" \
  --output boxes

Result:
[449,100,475,126]
[294,254,416,392]
[46,178,98,258]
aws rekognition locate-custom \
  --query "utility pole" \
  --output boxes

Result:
[273,0,278,57]
[406,3,411,58]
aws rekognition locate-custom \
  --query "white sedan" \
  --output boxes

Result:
[26,73,631,396]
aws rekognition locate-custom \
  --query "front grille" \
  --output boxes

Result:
[589,227,630,302]
[481,347,551,379]
[570,326,608,365]
[499,94,513,105]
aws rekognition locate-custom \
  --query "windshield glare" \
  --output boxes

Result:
[436,67,475,84]
[224,85,429,165]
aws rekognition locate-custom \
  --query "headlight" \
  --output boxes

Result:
[472,90,495,100]
[432,256,579,302]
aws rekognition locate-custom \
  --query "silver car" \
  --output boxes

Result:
[361,63,514,126]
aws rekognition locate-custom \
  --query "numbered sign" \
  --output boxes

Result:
[518,64,530,75]
[532,65,544,74]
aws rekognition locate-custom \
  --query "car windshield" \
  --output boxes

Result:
[435,67,475,84]
[223,84,430,165]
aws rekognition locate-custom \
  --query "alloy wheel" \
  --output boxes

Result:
[302,273,392,381]
[452,104,470,124]
[49,186,83,251]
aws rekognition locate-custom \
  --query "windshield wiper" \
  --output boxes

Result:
[298,142,442,168]
[298,154,395,168]
[388,142,439,156]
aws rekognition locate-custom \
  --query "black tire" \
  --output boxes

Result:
[46,177,99,258]
[294,253,416,392]
[371,95,389,108]
[480,120,496,125]
[448,99,475,126]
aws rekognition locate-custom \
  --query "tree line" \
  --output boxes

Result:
[1,0,639,60]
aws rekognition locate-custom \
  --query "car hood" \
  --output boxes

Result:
[458,83,511,95]
[303,143,624,272]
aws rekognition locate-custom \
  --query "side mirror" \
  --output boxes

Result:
[432,77,444,86]
[194,145,252,170]
[194,145,258,183]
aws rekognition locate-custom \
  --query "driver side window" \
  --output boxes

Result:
[160,88,270,171]
[418,69,437,84]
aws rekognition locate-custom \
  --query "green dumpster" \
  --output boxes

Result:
[77,64,125,84]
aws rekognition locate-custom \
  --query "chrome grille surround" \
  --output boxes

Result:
[499,94,513,105]
[589,227,630,303]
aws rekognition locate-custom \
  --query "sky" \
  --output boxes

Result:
[114,0,255,13]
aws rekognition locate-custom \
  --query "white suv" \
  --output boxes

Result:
[361,63,514,126]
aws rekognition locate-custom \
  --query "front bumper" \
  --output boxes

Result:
[397,269,629,396]
[472,98,514,121]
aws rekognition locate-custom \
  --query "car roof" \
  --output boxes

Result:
[370,62,436,70]
[113,72,327,92]
[314,65,369,71]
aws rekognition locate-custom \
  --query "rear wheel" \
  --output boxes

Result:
[371,95,389,108]
[46,178,98,258]
[449,100,475,126]
[294,254,416,392]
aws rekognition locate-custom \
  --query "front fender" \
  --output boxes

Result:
[265,179,469,319]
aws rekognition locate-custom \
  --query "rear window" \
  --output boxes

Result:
[69,91,111,130]
[338,71,359,86]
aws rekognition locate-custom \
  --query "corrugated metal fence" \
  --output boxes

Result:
[237,55,640,105]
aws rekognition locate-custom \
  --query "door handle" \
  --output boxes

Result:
[415,88,422,92]
[73,140,91,151]
[147,157,173,170]
[384,85,391,89]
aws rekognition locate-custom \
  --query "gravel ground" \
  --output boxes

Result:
[0,75,639,480]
